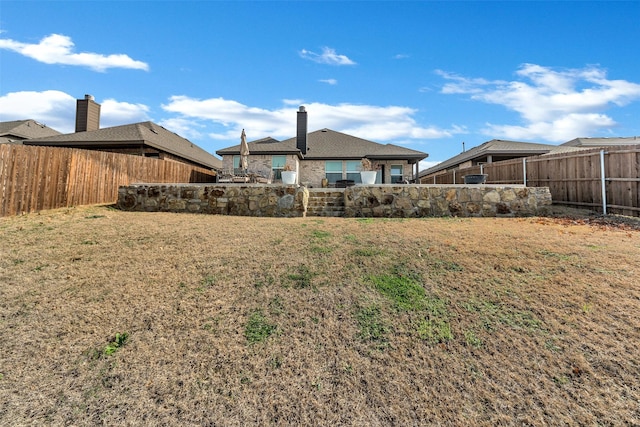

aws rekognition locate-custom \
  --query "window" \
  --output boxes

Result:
[233,155,241,169]
[325,161,343,183]
[345,161,362,183]
[390,164,404,183]
[272,155,286,181]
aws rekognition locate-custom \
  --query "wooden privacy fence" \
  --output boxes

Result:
[0,144,217,217]
[422,145,640,217]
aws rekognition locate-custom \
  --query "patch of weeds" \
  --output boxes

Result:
[254,274,275,289]
[33,264,49,272]
[353,247,385,257]
[355,305,388,344]
[392,263,423,282]
[344,234,358,243]
[103,332,129,356]
[463,330,483,348]
[356,218,375,224]
[432,259,464,272]
[311,219,325,225]
[311,229,331,240]
[268,296,285,316]
[12,259,25,265]
[417,318,452,344]
[582,303,593,314]
[553,375,570,386]
[273,238,283,245]
[545,338,562,352]
[85,215,106,219]
[81,240,98,245]
[245,310,277,344]
[462,297,543,333]
[269,355,283,369]
[197,275,216,291]
[368,273,426,311]
[310,245,333,254]
[539,249,572,261]
[287,265,315,289]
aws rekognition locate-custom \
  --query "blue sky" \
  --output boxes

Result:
[2,1,640,169]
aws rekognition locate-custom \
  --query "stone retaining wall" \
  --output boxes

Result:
[117,183,552,218]
[118,184,309,217]
[344,185,552,217]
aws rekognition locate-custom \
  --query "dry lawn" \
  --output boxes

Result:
[1,205,639,426]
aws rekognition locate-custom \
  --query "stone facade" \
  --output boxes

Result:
[118,184,309,217]
[343,185,552,217]
[117,183,552,218]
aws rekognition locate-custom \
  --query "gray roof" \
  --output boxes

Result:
[420,139,581,176]
[24,121,221,169]
[562,137,640,147]
[0,119,62,144]
[217,128,428,163]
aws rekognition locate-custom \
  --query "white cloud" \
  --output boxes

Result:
[319,79,338,85]
[161,96,462,143]
[438,64,640,142]
[0,90,151,133]
[0,33,149,72]
[299,47,356,66]
[0,90,76,133]
[100,99,151,127]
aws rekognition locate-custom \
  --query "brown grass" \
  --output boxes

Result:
[1,205,639,426]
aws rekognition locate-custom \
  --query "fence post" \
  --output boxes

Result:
[600,149,607,215]
[522,158,527,186]
[453,170,456,184]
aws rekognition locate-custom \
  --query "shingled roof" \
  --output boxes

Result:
[562,137,640,147]
[420,139,581,176]
[0,119,62,144]
[216,128,428,163]
[24,121,221,169]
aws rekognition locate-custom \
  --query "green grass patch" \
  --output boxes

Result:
[287,265,315,289]
[103,332,129,356]
[353,247,385,257]
[368,273,426,311]
[417,318,453,344]
[245,310,277,344]
[311,230,331,240]
[355,305,388,343]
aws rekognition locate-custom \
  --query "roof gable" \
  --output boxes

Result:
[0,119,61,143]
[217,128,428,162]
[23,121,221,169]
[421,139,567,175]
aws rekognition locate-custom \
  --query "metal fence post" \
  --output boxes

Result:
[600,150,607,215]
[522,158,527,186]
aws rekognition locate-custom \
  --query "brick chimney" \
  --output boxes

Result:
[75,94,100,132]
[296,106,307,155]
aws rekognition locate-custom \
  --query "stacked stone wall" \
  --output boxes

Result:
[118,184,309,217]
[344,185,551,217]
[117,184,552,218]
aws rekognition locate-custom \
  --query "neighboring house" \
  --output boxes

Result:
[216,107,428,187]
[561,137,640,147]
[0,119,62,144]
[22,95,221,170]
[419,139,582,181]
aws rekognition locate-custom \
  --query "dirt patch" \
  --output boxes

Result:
[1,205,638,425]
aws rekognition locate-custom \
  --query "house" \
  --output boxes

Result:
[0,119,62,144]
[561,137,640,147]
[21,95,221,170]
[216,106,428,187]
[419,139,581,182]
